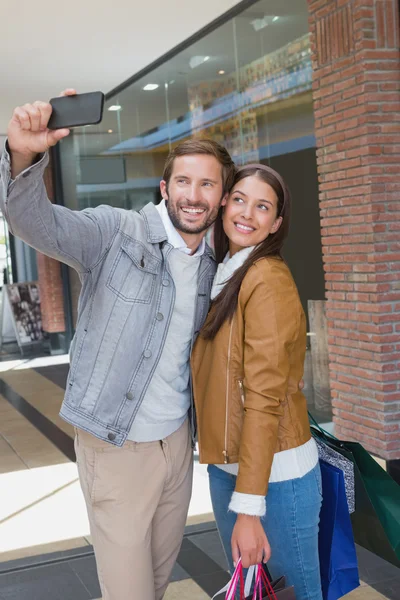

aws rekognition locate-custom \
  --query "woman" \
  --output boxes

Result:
[192,164,323,600]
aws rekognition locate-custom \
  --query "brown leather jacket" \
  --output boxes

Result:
[191,256,312,497]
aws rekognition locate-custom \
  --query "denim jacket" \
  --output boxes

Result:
[0,148,216,445]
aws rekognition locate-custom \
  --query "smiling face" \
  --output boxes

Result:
[222,174,283,256]
[160,154,226,235]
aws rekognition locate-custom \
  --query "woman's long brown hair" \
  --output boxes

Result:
[202,164,291,340]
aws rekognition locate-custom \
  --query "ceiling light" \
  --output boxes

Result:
[189,55,212,69]
[251,16,280,31]
[108,129,113,133]
[108,105,122,111]
[143,83,159,91]
[218,70,225,75]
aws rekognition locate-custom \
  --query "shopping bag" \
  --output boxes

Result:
[346,440,400,563]
[319,460,360,600]
[213,559,295,599]
[310,421,400,568]
[314,435,355,513]
[245,565,296,599]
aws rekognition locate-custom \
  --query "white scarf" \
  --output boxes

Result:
[211,246,256,301]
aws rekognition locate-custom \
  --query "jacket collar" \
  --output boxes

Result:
[140,202,168,244]
[204,243,216,261]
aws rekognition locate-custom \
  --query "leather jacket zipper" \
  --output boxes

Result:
[238,379,245,405]
[224,319,234,463]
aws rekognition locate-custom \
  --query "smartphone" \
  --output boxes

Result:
[47,91,105,130]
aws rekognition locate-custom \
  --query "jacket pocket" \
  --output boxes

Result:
[106,239,160,304]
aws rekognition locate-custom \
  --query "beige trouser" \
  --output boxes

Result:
[74,419,193,600]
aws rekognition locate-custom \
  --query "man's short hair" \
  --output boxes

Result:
[163,139,236,195]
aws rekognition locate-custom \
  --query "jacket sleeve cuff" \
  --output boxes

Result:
[229,492,266,517]
[3,140,48,184]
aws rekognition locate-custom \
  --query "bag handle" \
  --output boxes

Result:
[213,561,279,600]
[257,565,278,600]
[213,558,245,599]
[308,410,339,441]
[244,563,278,600]
[244,565,257,596]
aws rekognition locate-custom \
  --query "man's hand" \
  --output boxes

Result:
[7,89,76,178]
[231,514,271,569]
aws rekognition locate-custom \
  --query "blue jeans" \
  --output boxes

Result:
[208,464,323,600]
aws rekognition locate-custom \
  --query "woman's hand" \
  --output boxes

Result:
[231,514,271,568]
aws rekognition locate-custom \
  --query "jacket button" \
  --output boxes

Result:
[126,392,134,400]
[108,432,116,441]
[144,349,152,358]
[162,279,170,286]
[156,312,164,321]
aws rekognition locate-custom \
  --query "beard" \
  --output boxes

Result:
[165,194,220,235]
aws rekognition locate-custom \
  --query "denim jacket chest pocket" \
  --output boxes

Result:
[106,237,161,303]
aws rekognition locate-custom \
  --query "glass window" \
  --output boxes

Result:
[62,0,315,213]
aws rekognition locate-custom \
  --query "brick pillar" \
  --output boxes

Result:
[36,158,66,335]
[308,0,400,459]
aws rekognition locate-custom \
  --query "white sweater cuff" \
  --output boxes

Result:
[229,492,266,517]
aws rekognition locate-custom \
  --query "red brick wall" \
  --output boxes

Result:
[36,159,66,334]
[308,0,400,458]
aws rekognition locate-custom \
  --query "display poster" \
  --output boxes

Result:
[0,282,44,352]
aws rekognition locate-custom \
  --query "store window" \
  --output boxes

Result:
[62,0,315,212]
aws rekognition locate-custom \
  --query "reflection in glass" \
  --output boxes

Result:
[64,0,315,215]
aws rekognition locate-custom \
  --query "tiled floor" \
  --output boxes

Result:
[0,353,399,599]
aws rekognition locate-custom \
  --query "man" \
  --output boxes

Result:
[0,89,236,599]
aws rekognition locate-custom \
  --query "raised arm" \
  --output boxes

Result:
[0,90,119,272]
[7,89,75,178]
